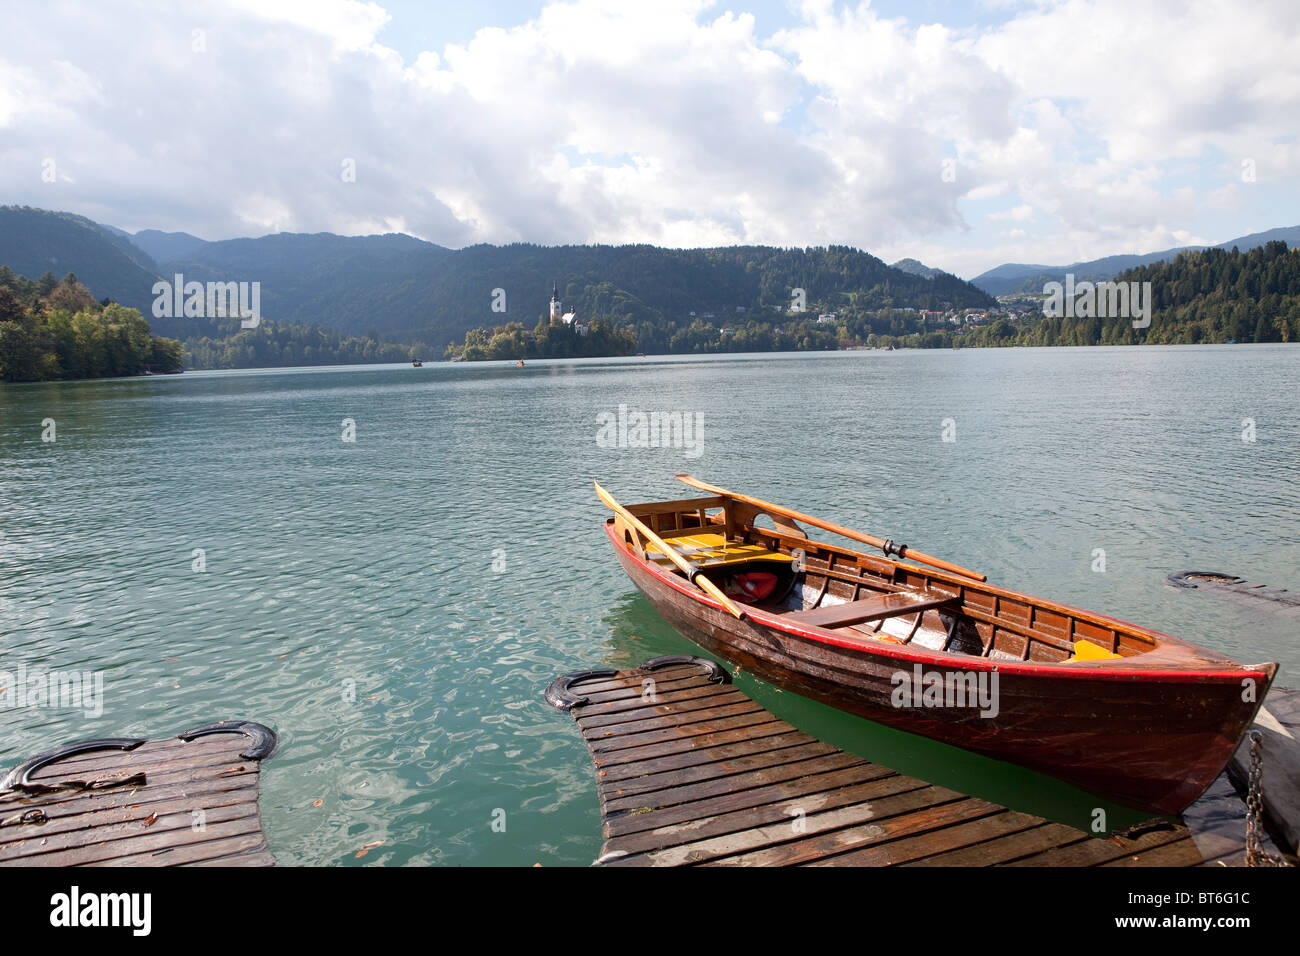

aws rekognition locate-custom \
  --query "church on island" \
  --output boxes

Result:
[549,283,589,335]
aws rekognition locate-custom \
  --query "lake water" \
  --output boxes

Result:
[1,345,1297,865]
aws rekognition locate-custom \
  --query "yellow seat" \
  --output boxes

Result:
[1069,639,1122,662]
[647,533,792,568]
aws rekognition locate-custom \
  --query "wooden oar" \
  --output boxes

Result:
[594,480,746,619]
[674,474,986,582]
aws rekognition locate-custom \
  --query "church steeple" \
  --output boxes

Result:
[549,282,562,322]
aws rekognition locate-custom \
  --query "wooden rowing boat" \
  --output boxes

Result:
[597,477,1278,816]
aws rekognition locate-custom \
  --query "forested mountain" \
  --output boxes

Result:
[130,229,210,263]
[1118,241,1300,344]
[0,207,996,367]
[145,231,448,342]
[972,225,1300,296]
[147,237,991,344]
[418,243,991,342]
[891,258,948,279]
[446,241,1300,358]
[0,206,159,311]
[6,205,1293,371]
[906,242,1300,349]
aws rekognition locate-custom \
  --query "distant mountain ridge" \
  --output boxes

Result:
[0,206,159,310]
[890,257,950,279]
[131,229,210,263]
[972,225,1300,296]
[0,207,995,348]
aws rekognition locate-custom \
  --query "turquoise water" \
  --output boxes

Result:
[1,345,1297,864]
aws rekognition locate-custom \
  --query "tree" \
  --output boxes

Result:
[0,287,44,381]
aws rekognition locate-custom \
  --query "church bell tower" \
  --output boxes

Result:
[549,283,562,323]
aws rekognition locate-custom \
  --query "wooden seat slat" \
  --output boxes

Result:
[784,590,955,629]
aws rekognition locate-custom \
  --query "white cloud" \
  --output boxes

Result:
[0,0,1294,274]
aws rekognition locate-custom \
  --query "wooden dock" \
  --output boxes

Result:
[0,720,277,867]
[547,657,1265,867]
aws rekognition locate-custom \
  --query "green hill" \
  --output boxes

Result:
[927,242,1300,348]
[130,229,209,263]
[972,225,1300,296]
[0,206,159,311]
[146,237,992,347]
[0,206,1000,365]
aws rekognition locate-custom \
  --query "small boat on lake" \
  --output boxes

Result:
[595,476,1277,815]
[412,360,423,367]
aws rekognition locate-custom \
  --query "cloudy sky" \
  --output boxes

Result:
[3,0,1298,277]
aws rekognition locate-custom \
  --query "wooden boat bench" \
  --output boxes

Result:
[646,532,792,569]
[786,589,956,629]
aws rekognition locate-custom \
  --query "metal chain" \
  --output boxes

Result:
[1245,731,1291,867]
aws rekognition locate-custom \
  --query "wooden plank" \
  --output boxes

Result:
[595,730,821,782]
[624,496,726,516]
[590,719,796,767]
[1005,825,1190,867]
[607,781,919,867]
[2,760,260,815]
[0,786,260,855]
[587,709,782,754]
[26,742,250,785]
[1103,836,1210,867]
[0,721,277,867]
[0,766,260,819]
[549,661,1242,868]
[602,772,924,859]
[85,828,271,868]
[605,762,899,838]
[598,740,840,797]
[895,816,1071,866]
[169,836,276,867]
[581,698,765,739]
[563,667,706,697]
[577,681,733,712]
[785,590,956,629]
[761,793,1003,867]
[4,811,265,867]
[621,781,966,866]
[602,750,870,814]
[577,688,753,728]
[1,801,262,863]
[25,737,247,778]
